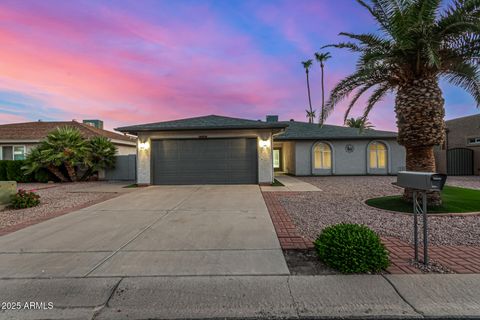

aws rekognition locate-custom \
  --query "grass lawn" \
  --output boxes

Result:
[366,186,480,213]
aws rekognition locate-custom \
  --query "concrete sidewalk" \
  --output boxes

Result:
[1,274,479,320]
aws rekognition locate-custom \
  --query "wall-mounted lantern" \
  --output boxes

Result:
[138,141,150,151]
[259,138,271,149]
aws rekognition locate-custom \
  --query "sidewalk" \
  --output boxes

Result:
[1,274,480,319]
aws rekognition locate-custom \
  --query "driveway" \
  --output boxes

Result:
[0,185,288,278]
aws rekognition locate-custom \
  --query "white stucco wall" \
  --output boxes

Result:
[136,134,151,185]
[257,132,274,184]
[135,129,275,185]
[293,139,405,175]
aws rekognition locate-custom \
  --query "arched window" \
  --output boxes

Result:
[369,142,387,169]
[314,143,332,169]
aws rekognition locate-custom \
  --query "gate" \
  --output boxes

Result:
[447,148,474,176]
[105,154,136,181]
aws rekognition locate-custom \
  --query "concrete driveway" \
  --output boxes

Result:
[0,185,288,278]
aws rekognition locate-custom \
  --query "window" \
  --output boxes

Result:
[0,146,25,160]
[273,149,280,169]
[13,146,26,160]
[467,137,480,145]
[314,143,331,169]
[369,142,387,169]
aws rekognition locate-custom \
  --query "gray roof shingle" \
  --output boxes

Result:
[275,121,397,140]
[115,115,288,133]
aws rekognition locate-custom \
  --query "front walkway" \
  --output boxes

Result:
[0,185,288,278]
[261,174,321,192]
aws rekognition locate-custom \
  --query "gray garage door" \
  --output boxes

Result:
[151,138,258,185]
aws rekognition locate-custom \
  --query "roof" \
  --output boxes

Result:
[0,121,136,144]
[115,115,288,134]
[274,121,398,140]
[446,113,480,124]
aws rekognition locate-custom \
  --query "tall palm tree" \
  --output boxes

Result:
[40,127,87,181]
[345,117,375,131]
[302,59,315,123]
[323,0,480,205]
[314,51,331,125]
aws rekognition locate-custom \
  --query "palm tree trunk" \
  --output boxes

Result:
[65,163,77,182]
[306,71,313,123]
[47,165,68,182]
[320,63,325,125]
[395,77,445,206]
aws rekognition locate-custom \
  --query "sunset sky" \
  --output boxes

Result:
[0,0,478,131]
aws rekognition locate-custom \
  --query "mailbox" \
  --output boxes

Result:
[395,171,447,191]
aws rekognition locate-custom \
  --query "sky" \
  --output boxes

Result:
[0,0,478,131]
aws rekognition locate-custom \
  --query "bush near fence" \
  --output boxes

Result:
[0,160,53,183]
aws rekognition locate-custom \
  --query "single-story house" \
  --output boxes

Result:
[434,114,480,176]
[0,120,136,161]
[116,115,406,185]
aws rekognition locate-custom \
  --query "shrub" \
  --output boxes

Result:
[314,223,389,273]
[34,169,55,183]
[10,189,40,209]
[1,160,33,183]
[0,161,7,181]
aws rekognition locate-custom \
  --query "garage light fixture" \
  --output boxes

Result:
[138,141,150,150]
[259,138,271,148]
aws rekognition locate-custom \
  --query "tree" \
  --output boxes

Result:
[314,51,331,125]
[302,59,315,123]
[322,0,480,205]
[80,136,117,181]
[22,145,69,182]
[345,117,375,131]
[39,127,87,181]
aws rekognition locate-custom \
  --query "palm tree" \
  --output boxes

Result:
[302,59,315,123]
[23,145,69,182]
[80,136,117,180]
[39,127,87,181]
[322,0,480,205]
[345,117,375,131]
[314,51,331,125]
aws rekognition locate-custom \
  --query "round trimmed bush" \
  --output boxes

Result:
[314,223,389,273]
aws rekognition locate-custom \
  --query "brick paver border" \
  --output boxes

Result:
[263,191,480,274]
[262,192,314,250]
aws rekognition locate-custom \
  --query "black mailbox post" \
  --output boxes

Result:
[394,171,447,265]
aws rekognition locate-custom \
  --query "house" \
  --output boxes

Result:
[272,117,405,176]
[0,120,136,161]
[116,115,406,185]
[434,114,480,176]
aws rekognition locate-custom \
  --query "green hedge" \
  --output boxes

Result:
[0,160,33,183]
[0,161,7,181]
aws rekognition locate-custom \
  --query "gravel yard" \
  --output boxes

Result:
[0,182,127,234]
[278,176,480,246]
[446,176,480,190]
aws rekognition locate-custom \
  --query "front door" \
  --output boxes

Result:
[273,148,282,171]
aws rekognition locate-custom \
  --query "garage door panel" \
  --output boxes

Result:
[152,139,257,185]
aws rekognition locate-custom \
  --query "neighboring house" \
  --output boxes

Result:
[116,114,406,185]
[0,120,136,160]
[434,114,480,176]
